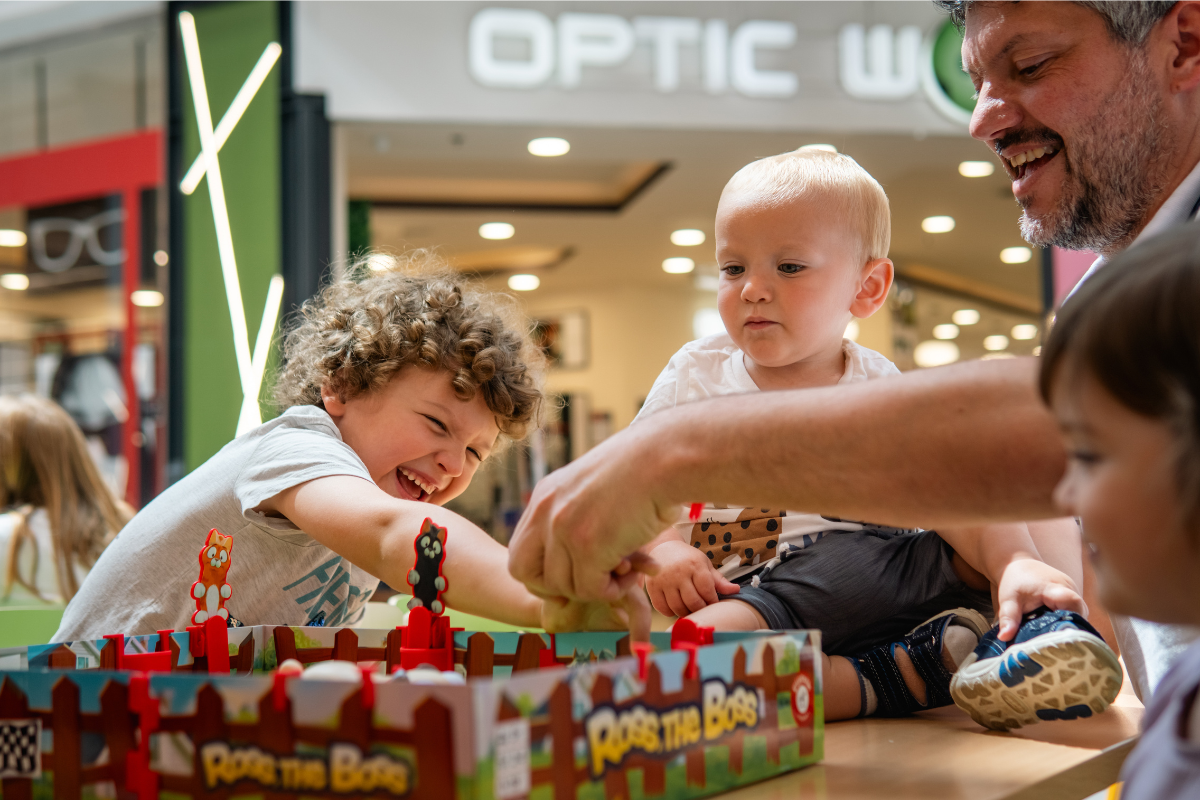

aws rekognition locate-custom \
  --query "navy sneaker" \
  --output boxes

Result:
[951,607,1122,730]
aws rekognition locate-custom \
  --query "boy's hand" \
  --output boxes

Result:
[540,589,651,642]
[646,539,740,618]
[995,558,1087,641]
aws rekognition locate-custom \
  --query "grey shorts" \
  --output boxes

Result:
[725,527,993,655]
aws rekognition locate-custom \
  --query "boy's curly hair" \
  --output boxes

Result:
[274,251,545,439]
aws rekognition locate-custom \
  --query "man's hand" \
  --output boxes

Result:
[646,539,740,617]
[539,589,652,642]
[995,558,1087,641]
[509,424,677,603]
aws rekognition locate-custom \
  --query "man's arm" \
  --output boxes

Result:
[509,357,1066,602]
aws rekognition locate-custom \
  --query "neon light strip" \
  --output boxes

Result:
[179,42,281,196]
[236,275,285,436]
[181,11,284,435]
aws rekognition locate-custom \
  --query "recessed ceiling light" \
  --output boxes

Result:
[958,161,995,177]
[0,273,29,290]
[933,323,960,340]
[479,222,515,240]
[367,254,394,272]
[952,308,980,325]
[153,250,169,266]
[914,340,960,368]
[922,216,955,233]
[662,257,695,274]
[528,137,570,157]
[1012,323,1039,340]
[0,230,26,247]
[1000,246,1033,264]
[984,334,1010,351]
[670,229,706,246]
[132,289,164,307]
[508,273,540,291]
[799,143,837,153]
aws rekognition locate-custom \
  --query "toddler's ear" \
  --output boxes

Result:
[320,383,348,416]
[850,258,894,318]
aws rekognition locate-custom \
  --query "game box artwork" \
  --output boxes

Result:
[0,523,824,800]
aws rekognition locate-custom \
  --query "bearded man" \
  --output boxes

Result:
[509,0,1200,713]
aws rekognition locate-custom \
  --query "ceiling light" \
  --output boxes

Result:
[982,352,1017,360]
[0,230,26,247]
[799,143,837,153]
[984,334,1010,351]
[528,137,570,157]
[958,161,995,177]
[922,216,955,233]
[670,229,706,246]
[662,257,695,274]
[479,222,515,240]
[1033,345,1043,357]
[1012,323,1039,340]
[508,273,540,291]
[952,308,980,325]
[366,254,394,272]
[1000,246,1033,264]
[132,289,164,307]
[933,323,959,340]
[914,340,960,368]
[0,273,29,290]
[844,319,860,341]
[153,250,170,266]
[693,308,725,339]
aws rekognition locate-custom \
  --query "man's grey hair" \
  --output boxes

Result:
[933,1,1175,45]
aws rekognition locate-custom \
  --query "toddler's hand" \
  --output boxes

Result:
[646,539,739,618]
[540,589,651,642]
[996,558,1087,641]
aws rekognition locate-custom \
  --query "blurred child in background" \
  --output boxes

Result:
[0,394,132,605]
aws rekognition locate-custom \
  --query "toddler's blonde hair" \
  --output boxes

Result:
[721,148,891,264]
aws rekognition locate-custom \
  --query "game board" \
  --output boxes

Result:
[0,521,824,799]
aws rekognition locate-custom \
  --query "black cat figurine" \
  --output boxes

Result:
[407,518,448,614]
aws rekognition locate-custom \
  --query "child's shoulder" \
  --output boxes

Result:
[842,339,902,382]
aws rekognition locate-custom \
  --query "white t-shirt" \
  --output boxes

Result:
[54,405,381,640]
[0,509,88,605]
[635,334,901,579]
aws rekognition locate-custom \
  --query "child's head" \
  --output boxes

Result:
[1039,223,1200,625]
[715,148,893,373]
[275,251,545,505]
[0,394,132,602]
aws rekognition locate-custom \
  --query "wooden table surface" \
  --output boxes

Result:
[717,672,1143,800]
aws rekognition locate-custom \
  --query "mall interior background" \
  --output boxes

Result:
[0,0,1086,541]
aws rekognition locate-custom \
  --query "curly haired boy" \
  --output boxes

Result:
[57,253,640,639]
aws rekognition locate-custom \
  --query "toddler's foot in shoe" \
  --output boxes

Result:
[852,608,990,716]
[950,606,1123,730]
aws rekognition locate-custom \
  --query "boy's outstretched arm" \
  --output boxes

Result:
[262,475,546,627]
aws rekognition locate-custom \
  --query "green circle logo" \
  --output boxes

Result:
[921,20,975,124]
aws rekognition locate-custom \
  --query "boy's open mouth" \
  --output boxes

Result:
[397,467,433,502]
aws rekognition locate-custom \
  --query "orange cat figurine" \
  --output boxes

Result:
[190,528,233,624]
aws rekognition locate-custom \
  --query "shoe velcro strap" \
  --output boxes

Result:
[856,615,955,717]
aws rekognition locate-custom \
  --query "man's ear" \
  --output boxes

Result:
[849,258,894,318]
[320,383,347,418]
[1164,2,1200,94]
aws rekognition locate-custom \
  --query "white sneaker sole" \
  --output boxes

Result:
[950,630,1122,730]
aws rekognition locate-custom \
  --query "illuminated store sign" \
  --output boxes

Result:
[467,9,974,123]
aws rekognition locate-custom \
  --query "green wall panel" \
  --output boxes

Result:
[180,1,280,471]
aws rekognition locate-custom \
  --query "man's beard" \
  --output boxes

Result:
[1011,53,1171,254]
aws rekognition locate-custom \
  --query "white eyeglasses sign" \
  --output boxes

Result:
[179,11,284,437]
[29,209,126,273]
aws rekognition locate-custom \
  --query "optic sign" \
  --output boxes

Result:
[468,10,975,123]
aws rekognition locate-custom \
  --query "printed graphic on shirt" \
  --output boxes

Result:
[690,509,787,571]
[282,555,373,627]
